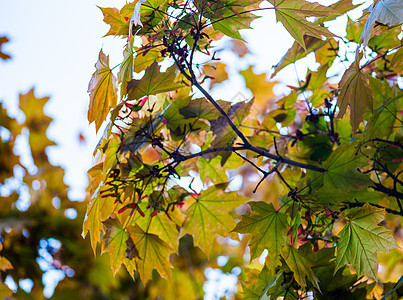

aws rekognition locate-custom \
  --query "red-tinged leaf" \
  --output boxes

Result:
[268,0,337,50]
[126,61,185,100]
[127,224,173,283]
[88,50,118,132]
[0,257,13,271]
[337,53,373,132]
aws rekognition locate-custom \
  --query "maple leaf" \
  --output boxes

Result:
[133,48,163,73]
[87,50,118,132]
[118,41,134,97]
[0,283,13,299]
[240,66,277,110]
[179,98,231,120]
[0,257,12,271]
[337,53,373,132]
[282,246,320,290]
[360,0,403,48]
[19,89,56,165]
[213,10,258,41]
[323,142,372,190]
[83,190,116,253]
[335,203,398,280]
[390,46,403,74]
[0,36,11,60]
[233,201,288,265]
[126,61,184,100]
[272,36,328,78]
[102,218,130,275]
[268,0,337,50]
[129,202,183,250]
[181,184,248,254]
[203,62,229,89]
[127,224,173,283]
[198,157,228,184]
[99,7,130,36]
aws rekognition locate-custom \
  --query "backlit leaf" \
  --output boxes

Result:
[360,0,403,48]
[268,0,337,49]
[337,53,373,132]
[335,203,398,279]
[118,41,135,97]
[19,89,56,165]
[127,61,184,100]
[129,202,183,250]
[323,142,372,190]
[0,257,12,271]
[127,224,173,283]
[99,7,130,36]
[88,50,118,132]
[182,184,247,254]
[282,246,320,290]
[102,218,129,275]
[179,98,231,120]
[271,36,328,78]
[240,66,277,110]
[233,201,288,265]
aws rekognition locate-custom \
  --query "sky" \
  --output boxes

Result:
[0,0,368,297]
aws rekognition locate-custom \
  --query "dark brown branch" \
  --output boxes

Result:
[342,201,403,217]
[371,182,403,201]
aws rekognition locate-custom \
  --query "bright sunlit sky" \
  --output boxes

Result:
[0,0,367,297]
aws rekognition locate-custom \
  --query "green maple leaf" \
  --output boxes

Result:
[337,53,373,132]
[179,98,231,120]
[196,0,261,41]
[118,41,134,97]
[323,142,372,190]
[335,203,398,280]
[126,61,185,100]
[182,184,248,254]
[233,201,288,265]
[129,202,183,250]
[212,10,259,41]
[268,0,337,50]
[282,246,320,290]
[83,196,103,253]
[83,189,116,253]
[127,224,173,283]
[272,36,328,78]
[87,50,118,132]
[197,157,228,184]
[102,218,130,275]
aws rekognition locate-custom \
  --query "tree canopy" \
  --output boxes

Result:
[1,0,403,299]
